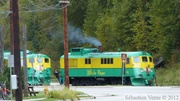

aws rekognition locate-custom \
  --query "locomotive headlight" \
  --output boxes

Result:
[141,69,145,72]
[149,68,152,72]
[141,68,152,72]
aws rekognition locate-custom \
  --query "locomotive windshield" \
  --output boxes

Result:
[142,57,148,62]
[45,58,49,63]
[149,57,153,62]
[133,56,153,63]
[133,57,140,63]
[37,58,43,63]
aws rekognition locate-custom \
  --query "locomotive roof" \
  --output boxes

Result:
[60,47,152,58]
[26,53,50,58]
[3,50,50,59]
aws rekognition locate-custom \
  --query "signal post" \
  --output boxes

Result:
[121,53,127,85]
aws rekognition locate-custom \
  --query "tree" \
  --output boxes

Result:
[148,0,180,63]
[110,0,138,51]
[132,0,152,52]
[68,0,89,28]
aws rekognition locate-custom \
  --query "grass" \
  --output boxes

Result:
[47,87,80,101]
[23,92,48,100]
[22,87,90,101]
[156,62,180,86]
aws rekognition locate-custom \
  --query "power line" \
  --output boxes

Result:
[21,0,69,13]
[0,0,69,16]
[0,10,12,18]
[21,4,68,13]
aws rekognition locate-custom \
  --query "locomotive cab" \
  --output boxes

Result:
[26,54,52,85]
[129,52,156,86]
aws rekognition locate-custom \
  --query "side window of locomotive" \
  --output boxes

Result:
[101,58,105,64]
[101,58,113,64]
[85,58,91,64]
[29,58,35,63]
[126,58,130,64]
[45,58,49,63]
[133,57,140,63]
[111,58,113,64]
[108,58,113,64]
[149,57,153,62]
[142,57,148,62]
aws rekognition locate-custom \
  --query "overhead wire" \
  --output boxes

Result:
[0,0,11,18]
[0,0,69,16]
[21,0,69,13]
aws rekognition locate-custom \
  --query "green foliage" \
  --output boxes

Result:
[0,1,11,50]
[148,0,180,61]
[132,0,151,51]
[110,0,137,51]
[48,87,79,101]
[156,62,180,86]
[83,0,102,37]
[68,0,89,28]
[23,91,47,100]
[23,90,89,101]
[0,66,10,90]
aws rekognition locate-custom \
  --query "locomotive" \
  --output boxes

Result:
[60,46,156,86]
[3,51,52,85]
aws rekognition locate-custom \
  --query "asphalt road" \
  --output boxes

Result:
[71,86,180,101]
[33,83,180,101]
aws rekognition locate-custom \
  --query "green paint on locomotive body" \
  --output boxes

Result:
[60,68,155,76]
[60,47,156,86]
[60,67,155,85]
[27,68,52,85]
[26,53,52,85]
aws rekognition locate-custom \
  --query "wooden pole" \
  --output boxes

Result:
[63,0,69,88]
[10,0,22,100]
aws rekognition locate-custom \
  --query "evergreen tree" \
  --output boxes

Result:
[149,0,180,62]
[132,0,151,52]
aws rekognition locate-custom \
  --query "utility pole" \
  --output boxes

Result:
[63,0,69,88]
[10,0,22,100]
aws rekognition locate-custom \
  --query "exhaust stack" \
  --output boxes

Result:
[98,46,102,52]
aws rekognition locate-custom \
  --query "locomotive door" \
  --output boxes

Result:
[90,58,99,76]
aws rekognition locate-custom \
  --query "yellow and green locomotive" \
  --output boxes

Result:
[26,53,52,85]
[4,51,52,85]
[60,47,156,86]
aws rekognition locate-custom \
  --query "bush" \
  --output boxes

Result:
[0,66,10,90]
[156,63,180,86]
[48,87,79,101]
